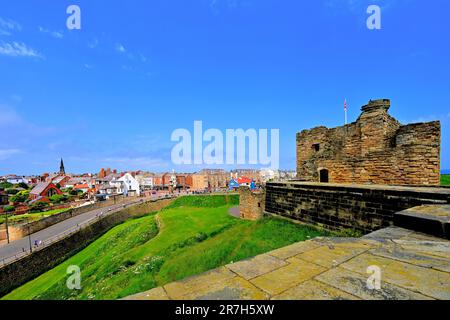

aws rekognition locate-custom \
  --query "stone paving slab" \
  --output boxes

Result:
[250,258,326,296]
[272,279,360,300]
[226,254,288,280]
[178,276,269,300]
[316,266,432,300]
[340,253,450,300]
[294,241,374,268]
[124,286,170,300]
[370,244,450,273]
[267,240,323,260]
[124,227,450,300]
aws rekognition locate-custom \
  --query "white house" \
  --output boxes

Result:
[6,175,28,185]
[136,175,154,190]
[118,173,140,197]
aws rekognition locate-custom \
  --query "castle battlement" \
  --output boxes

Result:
[296,99,441,186]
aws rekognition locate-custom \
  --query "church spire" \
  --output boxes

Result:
[60,158,65,175]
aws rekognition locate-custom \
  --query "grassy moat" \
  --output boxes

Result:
[3,195,334,300]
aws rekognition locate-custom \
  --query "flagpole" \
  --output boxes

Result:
[345,108,347,125]
[344,99,348,125]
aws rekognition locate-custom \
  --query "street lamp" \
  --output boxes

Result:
[27,217,32,253]
[4,211,10,244]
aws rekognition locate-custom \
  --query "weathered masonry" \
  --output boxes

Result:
[238,187,265,221]
[297,99,441,185]
[265,182,450,234]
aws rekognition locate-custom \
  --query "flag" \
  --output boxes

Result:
[344,99,348,125]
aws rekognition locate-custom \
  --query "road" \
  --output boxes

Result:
[0,196,164,264]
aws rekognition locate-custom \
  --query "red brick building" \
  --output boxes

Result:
[29,182,63,201]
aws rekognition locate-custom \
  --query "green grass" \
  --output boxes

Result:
[442,175,450,186]
[3,195,332,300]
[166,194,239,208]
[0,209,69,225]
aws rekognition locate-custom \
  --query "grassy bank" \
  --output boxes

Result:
[0,209,69,226]
[3,195,332,300]
[442,175,450,186]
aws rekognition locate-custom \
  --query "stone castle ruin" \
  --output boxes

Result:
[296,99,441,186]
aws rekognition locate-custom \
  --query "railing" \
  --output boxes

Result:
[0,195,176,269]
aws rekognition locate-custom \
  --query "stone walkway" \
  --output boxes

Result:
[124,227,450,300]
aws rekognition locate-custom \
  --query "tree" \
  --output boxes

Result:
[17,182,29,190]
[49,194,68,204]
[29,202,49,213]
[4,205,15,213]
[10,190,30,203]
[0,182,13,190]
[6,188,19,195]
[69,189,80,196]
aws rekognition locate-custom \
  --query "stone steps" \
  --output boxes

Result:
[394,205,450,240]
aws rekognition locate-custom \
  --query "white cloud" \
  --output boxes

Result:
[88,38,99,49]
[139,53,147,63]
[0,17,21,36]
[0,41,43,58]
[209,0,251,14]
[0,105,23,127]
[51,31,64,39]
[103,157,169,170]
[0,29,11,36]
[84,64,93,69]
[0,149,23,160]
[39,26,64,39]
[116,43,126,53]
[115,43,149,66]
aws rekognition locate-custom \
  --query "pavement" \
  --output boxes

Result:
[0,196,159,263]
[124,227,450,300]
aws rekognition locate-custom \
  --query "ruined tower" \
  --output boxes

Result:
[296,99,441,186]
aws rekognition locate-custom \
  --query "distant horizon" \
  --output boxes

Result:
[2,167,449,177]
[0,166,297,177]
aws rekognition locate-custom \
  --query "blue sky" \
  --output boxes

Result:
[0,0,449,175]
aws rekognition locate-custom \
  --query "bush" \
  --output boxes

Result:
[10,190,30,203]
[4,205,15,213]
[0,182,13,190]
[49,194,69,204]
[69,189,81,196]
[29,202,49,213]
[17,182,29,190]
[6,188,20,195]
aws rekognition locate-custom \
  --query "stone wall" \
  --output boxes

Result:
[0,197,174,297]
[5,195,129,242]
[238,187,265,221]
[297,99,441,186]
[265,182,450,234]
